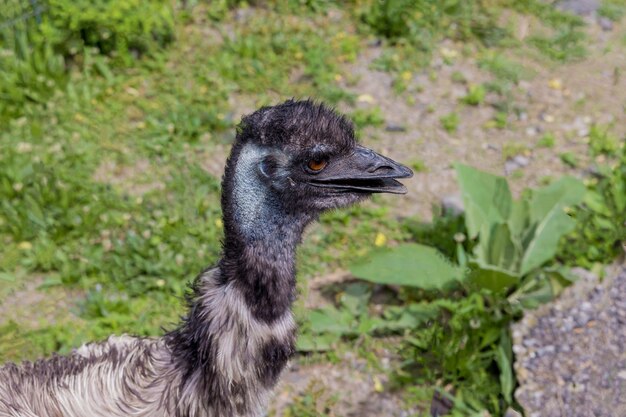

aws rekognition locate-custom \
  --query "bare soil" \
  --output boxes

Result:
[1,11,624,417]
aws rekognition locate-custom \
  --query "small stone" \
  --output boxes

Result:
[357,94,376,104]
[385,123,406,132]
[505,160,520,175]
[504,408,522,417]
[513,155,530,167]
[557,0,600,16]
[526,126,541,137]
[598,17,613,31]
[617,370,626,380]
[578,127,590,137]
[441,194,464,217]
[505,156,530,175]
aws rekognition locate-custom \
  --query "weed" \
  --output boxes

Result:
[451,71,467,84]
[558,140,626,267]
[461,84,486,106]
[493,111,508,129]
[478,53,529,85]
[502,142,529,160]
[529,28,587,62]
[409,160,428,173]
[560,152,579,168]
[351,107,385,129]
[588,124,620,157]
[347,166,585,414]
[440,112,460,133]
[283,381,338,417]
[537,132,556,148]
[599,0,626,21]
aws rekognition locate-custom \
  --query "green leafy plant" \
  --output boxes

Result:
[343,165,585,414]
[529,27,587,62]
[599,0,626,21]
[455,164,584,302]
[43,0,175,63]
[558,143,626,267]
[350,107,385,129]
[588,124,620,157]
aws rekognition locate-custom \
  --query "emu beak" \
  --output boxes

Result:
[309,145,413,194]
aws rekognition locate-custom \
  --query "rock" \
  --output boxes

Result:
[385,123,407,132]
[482,143,499,151]
[441,194,464,217]
[512,155,530,167]
[598,17,613,31]
[504,155,530,175]
[504,408,523,417]
[556,0,600,16]
[525,126,541,137]
[430,390,454,417]
[513,264,626,417]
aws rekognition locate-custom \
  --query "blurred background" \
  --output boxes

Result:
[0,0,624,416]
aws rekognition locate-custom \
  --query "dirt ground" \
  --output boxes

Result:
[1,8,624,417]
[272,15,626,416]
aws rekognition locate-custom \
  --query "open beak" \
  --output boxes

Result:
[308,145,413,194]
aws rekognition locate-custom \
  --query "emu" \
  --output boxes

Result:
[0,100,412,417]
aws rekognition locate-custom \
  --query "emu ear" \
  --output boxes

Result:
[258,155,279,179]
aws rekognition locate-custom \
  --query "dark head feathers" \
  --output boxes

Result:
[236,99,356,156]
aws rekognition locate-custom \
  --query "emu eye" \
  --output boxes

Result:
[306,159,327,172]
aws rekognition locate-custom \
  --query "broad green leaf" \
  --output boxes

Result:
[0,273,15,282]
[468,263,519,293]
[529,176,585,223]
[296,332,339,352]
[496,334,514,403]
[584,189,611,215]
[519,208,577,276]
[381,302,441,331]
[308,307,352,334]
[339,283,371,316]
[482,222,518,271]
[508,199,531,248]
[350,244,465,289]
[455,164,512,239]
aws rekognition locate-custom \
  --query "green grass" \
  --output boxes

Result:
[0,3,380,362]
[1,1,624,416]
[599,0,626,22]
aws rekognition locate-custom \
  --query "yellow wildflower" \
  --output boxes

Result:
[374,232,387,247]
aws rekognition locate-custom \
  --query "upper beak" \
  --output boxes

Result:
[308,145,413,194]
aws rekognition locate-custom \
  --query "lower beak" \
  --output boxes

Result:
[308,145,413,194]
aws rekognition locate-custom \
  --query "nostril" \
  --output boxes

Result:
[368,164,395,174]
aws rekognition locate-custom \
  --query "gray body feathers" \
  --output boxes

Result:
[0,269,295,417]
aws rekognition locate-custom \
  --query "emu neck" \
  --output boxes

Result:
[220,143,313,323]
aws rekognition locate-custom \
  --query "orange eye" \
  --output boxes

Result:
[307,159,327,172]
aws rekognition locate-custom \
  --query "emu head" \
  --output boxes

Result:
[222,100,412,238]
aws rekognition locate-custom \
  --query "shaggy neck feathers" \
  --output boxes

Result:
[166,142,310,415]
[219,142,314,323]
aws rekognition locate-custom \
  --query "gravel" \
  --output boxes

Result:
[513,264,626,417]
